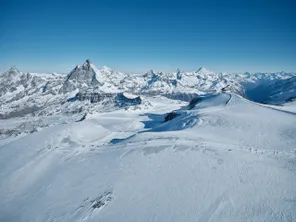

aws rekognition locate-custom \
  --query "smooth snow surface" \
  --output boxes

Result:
[1,93,296,222]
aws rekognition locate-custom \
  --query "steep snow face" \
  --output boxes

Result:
[0,93,295,222]
[97,65,126,88]
[246,76,296,104]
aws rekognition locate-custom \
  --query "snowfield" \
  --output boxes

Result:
[1,92,296,222]
[0,61,296,222]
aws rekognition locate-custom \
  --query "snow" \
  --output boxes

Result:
[0,61,296,221]
[122,92,139,99]
[282,101,296,113]
[1,92,296,221]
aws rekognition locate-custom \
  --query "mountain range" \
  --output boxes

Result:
[1,59,295,107]
[1,60,296,222]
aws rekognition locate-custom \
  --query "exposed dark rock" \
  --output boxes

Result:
[286,96,296,102]
[115,93,142,107]
[221,85,231,91]
[74,92,114,103]
[91,191,112,209]
[188,97,203,110]
[76,113,87,122]
[163,112,180,122]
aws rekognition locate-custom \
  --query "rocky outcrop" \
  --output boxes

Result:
[115,93,142,107]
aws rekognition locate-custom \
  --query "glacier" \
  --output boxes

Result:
[0,60,296,222]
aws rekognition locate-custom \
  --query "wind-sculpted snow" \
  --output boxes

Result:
[142,93,232,132]
[0,59,295,145]
[1,61,296,222]
[1,92,296,222]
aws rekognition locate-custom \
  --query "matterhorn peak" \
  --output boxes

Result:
[65,59,99,85]
[83,59,92,66]
[61,60,121,93]
[80,59,94,71]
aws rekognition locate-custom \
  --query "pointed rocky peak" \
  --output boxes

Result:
[144,69,157,78]
[1,66,23,79]
[66,59,99,84]
[196,66,206,73]
[80,59,94,70]
[147,69,155,75]
[85,59,92,66]
[62,60,122,93]
[7,66,22,75]
[79,59,93,70]
[8,66,21,73]
[195,66,216,76]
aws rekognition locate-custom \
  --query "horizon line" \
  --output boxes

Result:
[0,60,295,75]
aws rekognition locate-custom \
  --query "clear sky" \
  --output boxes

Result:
[0,0,295,73]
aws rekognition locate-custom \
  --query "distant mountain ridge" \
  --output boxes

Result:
[0,59,295,120]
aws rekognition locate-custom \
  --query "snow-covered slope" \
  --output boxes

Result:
[246,75,296,104]
[1,60,296,221]
[1,60,295,140]
[0,93,295,222]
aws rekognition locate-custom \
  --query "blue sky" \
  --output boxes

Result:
[0,0,295,73]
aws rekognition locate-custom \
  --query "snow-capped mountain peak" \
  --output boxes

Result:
[195,66,215,75]
[8,66,21,73]
[66,59,98,84]
[1,66,22,78]
[95,65,113,78]
[100,65,112,72]
[82,59,92,67]
[60,60,126,94]
[144,69,156,77]
[66,60,116,85]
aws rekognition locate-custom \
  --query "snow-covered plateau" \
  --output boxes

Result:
[0,60,296,222]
